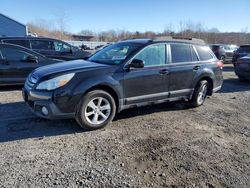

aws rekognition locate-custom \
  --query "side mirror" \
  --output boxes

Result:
[129,59,144,69]
[26,55,38,63]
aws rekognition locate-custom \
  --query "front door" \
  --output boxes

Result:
[123,44,169,105]
[0,46,40,84]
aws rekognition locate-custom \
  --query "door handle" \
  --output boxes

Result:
[193,66,200,71]
[159,69,169,75]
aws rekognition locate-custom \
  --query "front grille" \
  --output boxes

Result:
[226,52,233,57]
[25,74,38,90]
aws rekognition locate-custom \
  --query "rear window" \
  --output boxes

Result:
[30,40,55,50]
[3,39,30,48]
[170,44,193,63]
[195,46,214,61]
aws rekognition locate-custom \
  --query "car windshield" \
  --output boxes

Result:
[89,43,140,65]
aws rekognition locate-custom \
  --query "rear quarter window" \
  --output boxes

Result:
[170,44,193,63]
[195,46,214,61]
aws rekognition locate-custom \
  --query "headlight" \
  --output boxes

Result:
[36,73,75,91]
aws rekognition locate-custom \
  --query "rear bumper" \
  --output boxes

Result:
[22,88,74,119]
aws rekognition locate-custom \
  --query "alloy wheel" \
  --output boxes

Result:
[84,97,111,125]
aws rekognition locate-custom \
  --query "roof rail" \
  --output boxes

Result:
[153,36,205,45]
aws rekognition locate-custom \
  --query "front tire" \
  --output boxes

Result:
[76,90,116,130]
[190,80,208,107]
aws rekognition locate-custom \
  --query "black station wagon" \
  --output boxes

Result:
[23,37,223,130]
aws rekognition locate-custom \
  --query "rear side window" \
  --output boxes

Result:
[170,44,193,63]
[31,40,55,50]
[195,46,214,61]
[1,47,33,61]
[3,39,30,48]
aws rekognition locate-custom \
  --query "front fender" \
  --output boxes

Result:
[73,75,122,99]
[53,72,123,114]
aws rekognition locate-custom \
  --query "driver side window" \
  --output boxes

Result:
[54,41,71,52]
[134,44,166,67]
[1,47,33,61]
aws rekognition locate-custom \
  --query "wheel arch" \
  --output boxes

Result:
[84,84,121,112]
[194,76,214,96]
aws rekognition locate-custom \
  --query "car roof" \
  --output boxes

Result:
[0,36,63,41]
[120,37,206,46]
[153,36,206,45]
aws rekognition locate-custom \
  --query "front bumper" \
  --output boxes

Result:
[22,88,74,120]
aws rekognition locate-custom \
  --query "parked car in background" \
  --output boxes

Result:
[80,44,91,51]
[95,44,105,50]
[232,45,250,65]
[23,38,223,130]
[0,37,92,61]
[94,43,113,53]
[209,44,238,62]
[0,43,62,86]
[234,54,250,80]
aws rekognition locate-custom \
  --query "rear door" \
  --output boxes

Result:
[123,43,170,104]
[168,43,201,98]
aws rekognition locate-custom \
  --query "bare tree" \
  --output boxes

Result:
[27,17,250,45]
[54,10,69,40]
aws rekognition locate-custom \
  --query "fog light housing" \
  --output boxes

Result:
[41,106,49,116]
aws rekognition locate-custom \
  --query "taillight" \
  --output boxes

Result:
[216,60,223,70]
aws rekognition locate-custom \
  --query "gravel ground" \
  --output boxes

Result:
[0,64,249,187]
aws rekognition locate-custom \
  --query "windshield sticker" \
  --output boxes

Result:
[112,56,126,60]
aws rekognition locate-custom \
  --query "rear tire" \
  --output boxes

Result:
[75,90,116,130]
[190,80,208,107]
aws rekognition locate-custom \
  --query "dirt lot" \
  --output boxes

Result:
[0,64,249,187]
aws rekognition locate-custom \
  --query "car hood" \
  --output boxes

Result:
[33,60,110,78]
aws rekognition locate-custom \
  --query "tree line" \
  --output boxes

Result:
[28,20,250,45]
